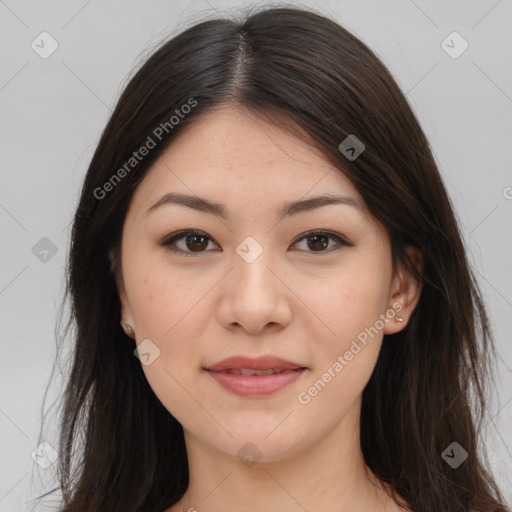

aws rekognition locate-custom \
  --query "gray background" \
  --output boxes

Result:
[1,0,511,509]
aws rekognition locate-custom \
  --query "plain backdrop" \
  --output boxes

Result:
[0,0,511,510]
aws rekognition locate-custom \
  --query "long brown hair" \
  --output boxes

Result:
[34,5,509,512]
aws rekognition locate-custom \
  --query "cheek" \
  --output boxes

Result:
[126,264,206,418]
[127,256,199,336]
[305,261,391,345]
[297,275,388,413]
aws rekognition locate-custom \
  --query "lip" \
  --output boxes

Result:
[205,355,305,372]
[205,368,306,397]
[204,355,308,397]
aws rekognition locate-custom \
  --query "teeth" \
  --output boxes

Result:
[226,368,286,375]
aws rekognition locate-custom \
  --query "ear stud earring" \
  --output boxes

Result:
[120,318,134,335]
[395,316,404,323]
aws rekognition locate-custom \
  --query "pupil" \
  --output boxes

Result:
[187,235,207,251]
[309,234,328,251]
[184,234,329,252]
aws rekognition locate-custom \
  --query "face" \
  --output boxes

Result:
[117,106,420,464]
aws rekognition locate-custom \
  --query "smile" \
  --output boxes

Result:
[205,368,306,397]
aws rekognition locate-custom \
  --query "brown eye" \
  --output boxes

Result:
[184,233,209,251]
[292,230,352,254]
[306,233,329,251]
[161,229,352,257]
[162,230,218,257]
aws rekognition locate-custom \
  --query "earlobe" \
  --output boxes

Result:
[384,246,423,335]
[117,279,136,339]
[110,248,136,339]
[120,317,135,337]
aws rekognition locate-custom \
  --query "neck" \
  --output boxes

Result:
[175,397,400,512]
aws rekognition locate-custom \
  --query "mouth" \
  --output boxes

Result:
[203,355,308,397]
[205,354,307,372]
[204,366,307,397]
[209,367,302,375]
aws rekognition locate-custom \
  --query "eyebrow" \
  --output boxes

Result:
[144,192,362,220]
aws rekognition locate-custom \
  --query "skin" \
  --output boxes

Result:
[117,106,422,512]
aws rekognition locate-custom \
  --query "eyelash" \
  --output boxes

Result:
[160,229,353,257]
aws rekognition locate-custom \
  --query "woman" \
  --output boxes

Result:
[36,5,509,512]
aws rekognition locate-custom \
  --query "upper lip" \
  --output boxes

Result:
[205,355,307,372]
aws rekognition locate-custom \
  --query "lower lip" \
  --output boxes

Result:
[205,369,306,397]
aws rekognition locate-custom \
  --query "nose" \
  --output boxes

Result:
[218,246,292,335]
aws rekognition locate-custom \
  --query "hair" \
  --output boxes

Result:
[33,4,509,512]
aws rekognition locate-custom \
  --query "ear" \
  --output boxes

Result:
[384,245,423,335]
[110,247,136,338]
[118,279,136,338]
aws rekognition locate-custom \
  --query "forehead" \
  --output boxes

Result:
[127,106,363,218]
[161,106,335,174]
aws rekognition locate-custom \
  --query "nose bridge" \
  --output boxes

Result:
[224,234,289,331]
[234,234,278,300]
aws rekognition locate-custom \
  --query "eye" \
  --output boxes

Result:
[292,230,353,255]
[160,229,353,257]
[161,230,219,257]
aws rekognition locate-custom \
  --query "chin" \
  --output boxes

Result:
[217,426,309,461]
